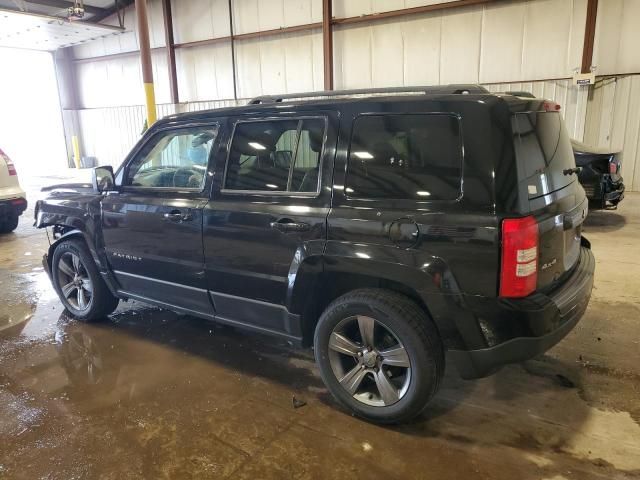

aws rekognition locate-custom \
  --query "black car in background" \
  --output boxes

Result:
[34,85,595,424]
[571,140,625,209]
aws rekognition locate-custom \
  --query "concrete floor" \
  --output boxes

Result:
[1,176,639,479]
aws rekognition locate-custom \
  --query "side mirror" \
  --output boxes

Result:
[92,166,115,193]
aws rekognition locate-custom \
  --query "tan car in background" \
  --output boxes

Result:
[0,148,27,233]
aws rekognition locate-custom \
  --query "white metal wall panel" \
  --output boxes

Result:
[334,0,586,89]
[479,1,526,84]
[76,50,170,107]
[593,0,640,76]
[521,0,584,81]
[175,42,235,102]
[484,80,589,142]
[172,0,231,44]
[333,24,372,88]
[235,31,323,98]
[402,14,441,86]
[232,0,321,35]
[439,6,482,84]
[584,76,640,191]
[77,100,243,168]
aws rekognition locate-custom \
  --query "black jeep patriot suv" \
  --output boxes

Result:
[35,85,595,423]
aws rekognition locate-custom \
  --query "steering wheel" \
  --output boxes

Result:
[172,167,198,188]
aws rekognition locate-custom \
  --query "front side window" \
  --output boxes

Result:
[125,126,218,189]
[345,114,463,200]
[224,118,325,193]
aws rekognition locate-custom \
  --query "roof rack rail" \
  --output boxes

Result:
[498,91,535,98]
[247,84,490,105]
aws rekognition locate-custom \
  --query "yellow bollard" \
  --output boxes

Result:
[71,135,81,169]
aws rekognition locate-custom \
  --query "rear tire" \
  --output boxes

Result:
[0,213,19,233]
[51,238,119,321]
[314,288,444,424]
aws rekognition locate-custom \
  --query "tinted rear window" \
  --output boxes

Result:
[512,112,576,198]
[345,114,463,200]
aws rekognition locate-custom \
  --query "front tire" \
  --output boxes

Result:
[51,239,119,321]
[314,289,444,424]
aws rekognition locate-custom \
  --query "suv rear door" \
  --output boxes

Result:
[512,109,588,290]
[202,112,338,338]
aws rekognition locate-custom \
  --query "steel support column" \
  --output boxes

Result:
[322,0,333,90]
[135,0,157,126]
[228,0,238,100]
[581,0,598,74]
[161,0,179,104]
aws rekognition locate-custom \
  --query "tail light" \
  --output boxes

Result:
[499,216,538,298]
[609,159,618,175]
[542,101,561,112]
[0,149,17,176]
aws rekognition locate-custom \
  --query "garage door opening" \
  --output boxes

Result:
[0,47,68,180]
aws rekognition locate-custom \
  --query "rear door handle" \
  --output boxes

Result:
[270,218,311,233]
[163,210,193,222]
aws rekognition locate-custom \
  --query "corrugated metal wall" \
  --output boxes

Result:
[485,79,589,141]
[67,0,640,190]
[333,0,587,88]
[584,75,640,191]
[78,100,243,167]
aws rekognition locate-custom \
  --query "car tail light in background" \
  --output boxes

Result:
[609,159,618,175]
[499,216,539,298]
[0,148,17,176]
[542,101,561,112]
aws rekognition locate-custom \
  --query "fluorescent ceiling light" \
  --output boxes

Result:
[355,252,370,259]
[353,151,373,159]
[265,183,278,189]
[249,142,266,150]
[416,191,431,196]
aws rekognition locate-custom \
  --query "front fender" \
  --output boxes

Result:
[34,192,106,268]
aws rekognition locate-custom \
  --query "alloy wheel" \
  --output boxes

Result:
[57,252,93,312]
[327,315,411,407]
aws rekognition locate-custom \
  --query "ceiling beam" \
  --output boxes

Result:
[333,0,502,25]
[89,0,134,23]
[23,0,108,15]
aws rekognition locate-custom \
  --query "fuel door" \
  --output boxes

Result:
[388,217,420,249]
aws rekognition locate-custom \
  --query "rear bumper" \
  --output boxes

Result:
[450,246,595,379]
[604,182,624,205]
[0,197,27,216]
[582,175,624,208]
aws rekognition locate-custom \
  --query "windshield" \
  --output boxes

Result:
[512,111,576,198]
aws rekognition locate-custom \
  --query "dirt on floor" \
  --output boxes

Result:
[1,175,639,480]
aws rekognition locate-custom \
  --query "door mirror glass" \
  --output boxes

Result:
[93,166,115,192]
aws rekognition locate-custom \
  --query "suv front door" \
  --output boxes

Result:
[102,122,220,316]
[203,113,338,339]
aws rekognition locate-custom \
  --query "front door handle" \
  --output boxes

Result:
[270,218,311,233]
[163,210,193,222]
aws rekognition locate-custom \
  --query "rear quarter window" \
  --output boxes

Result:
[345,114,463,201]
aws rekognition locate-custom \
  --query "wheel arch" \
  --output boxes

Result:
[289,256,465,348]
[46,229,120,297]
